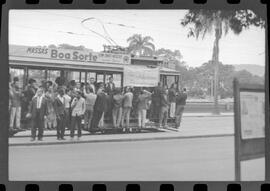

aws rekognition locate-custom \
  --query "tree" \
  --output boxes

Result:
[181,9,265,114]
[127,34,155,56]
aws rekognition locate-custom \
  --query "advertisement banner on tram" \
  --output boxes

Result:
[123,65,160,87]
[9,45,131,65]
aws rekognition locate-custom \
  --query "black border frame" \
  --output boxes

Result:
[0,0,268,190]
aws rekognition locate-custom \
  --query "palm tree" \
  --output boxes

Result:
[127,34,155,56]
[181,10,265,114]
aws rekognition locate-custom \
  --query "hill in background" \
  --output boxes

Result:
[233,64,265,77]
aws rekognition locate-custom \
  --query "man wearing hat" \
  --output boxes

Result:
[28,88,48,141]
[54,88,66,140]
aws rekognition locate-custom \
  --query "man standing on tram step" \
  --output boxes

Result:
[175,88,188,129]
[83,87,97,130]
[9,77,23,131]
[63,89,72,130]
[150,82,162,123]
[112,88,124,128]
[28,88,48,141]
[22,78,37,129]
[91,86,108,130]
[168,83,177,118]
[89,77,96,94]
[137,89,152,129]
[54,88,66,140]
[121,86,133,132]
[159,88,170,128]
[70,91,85,140]
[105,76,115,123]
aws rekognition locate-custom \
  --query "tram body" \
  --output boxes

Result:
[9,45,180,90]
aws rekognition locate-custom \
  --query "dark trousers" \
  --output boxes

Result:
[175,105,185,128]
[70,115,82,137]
[64,108,71,130]
[91,110,104,129]
[84,109,94,130]
[31,110,44,139]
[56,114,65,139]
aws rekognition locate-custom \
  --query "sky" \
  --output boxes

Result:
[9,10,265,67]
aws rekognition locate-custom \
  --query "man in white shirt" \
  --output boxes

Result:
[28,88,48,141]
[83,87,97,130]
[70,91,85,140]
[63,89,71,130]
[89,77,96,94]
[54,88,66,140]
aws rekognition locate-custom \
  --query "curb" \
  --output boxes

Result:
[183,114,233,117]
[9,133,234,147]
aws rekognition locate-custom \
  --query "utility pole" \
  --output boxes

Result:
[213,60,220,114]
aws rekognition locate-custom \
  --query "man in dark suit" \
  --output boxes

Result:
[28,88,48,141]
[105,76,115,123]
[175,88,188,129]
[90,87,108,130]
[105,76,115,95]
[54,88,66,140]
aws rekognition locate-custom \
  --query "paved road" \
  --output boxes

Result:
[9,136,265,181]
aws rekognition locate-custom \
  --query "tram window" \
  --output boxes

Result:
[97,73,104,83]
[67,71,80,83]
[105,74,112,84]
[113,73,122,88]
[80,72,86,83]
[28,69,45,87]
[9,68,24,89]
[47,70,60,83]
[167,76,175,88]
[87,72,96,83]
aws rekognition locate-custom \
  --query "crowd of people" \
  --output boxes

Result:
[9,75,187,141]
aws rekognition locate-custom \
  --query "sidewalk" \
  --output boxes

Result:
[9,125,234,146]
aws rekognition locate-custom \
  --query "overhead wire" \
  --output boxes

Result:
[27,10,264,48]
